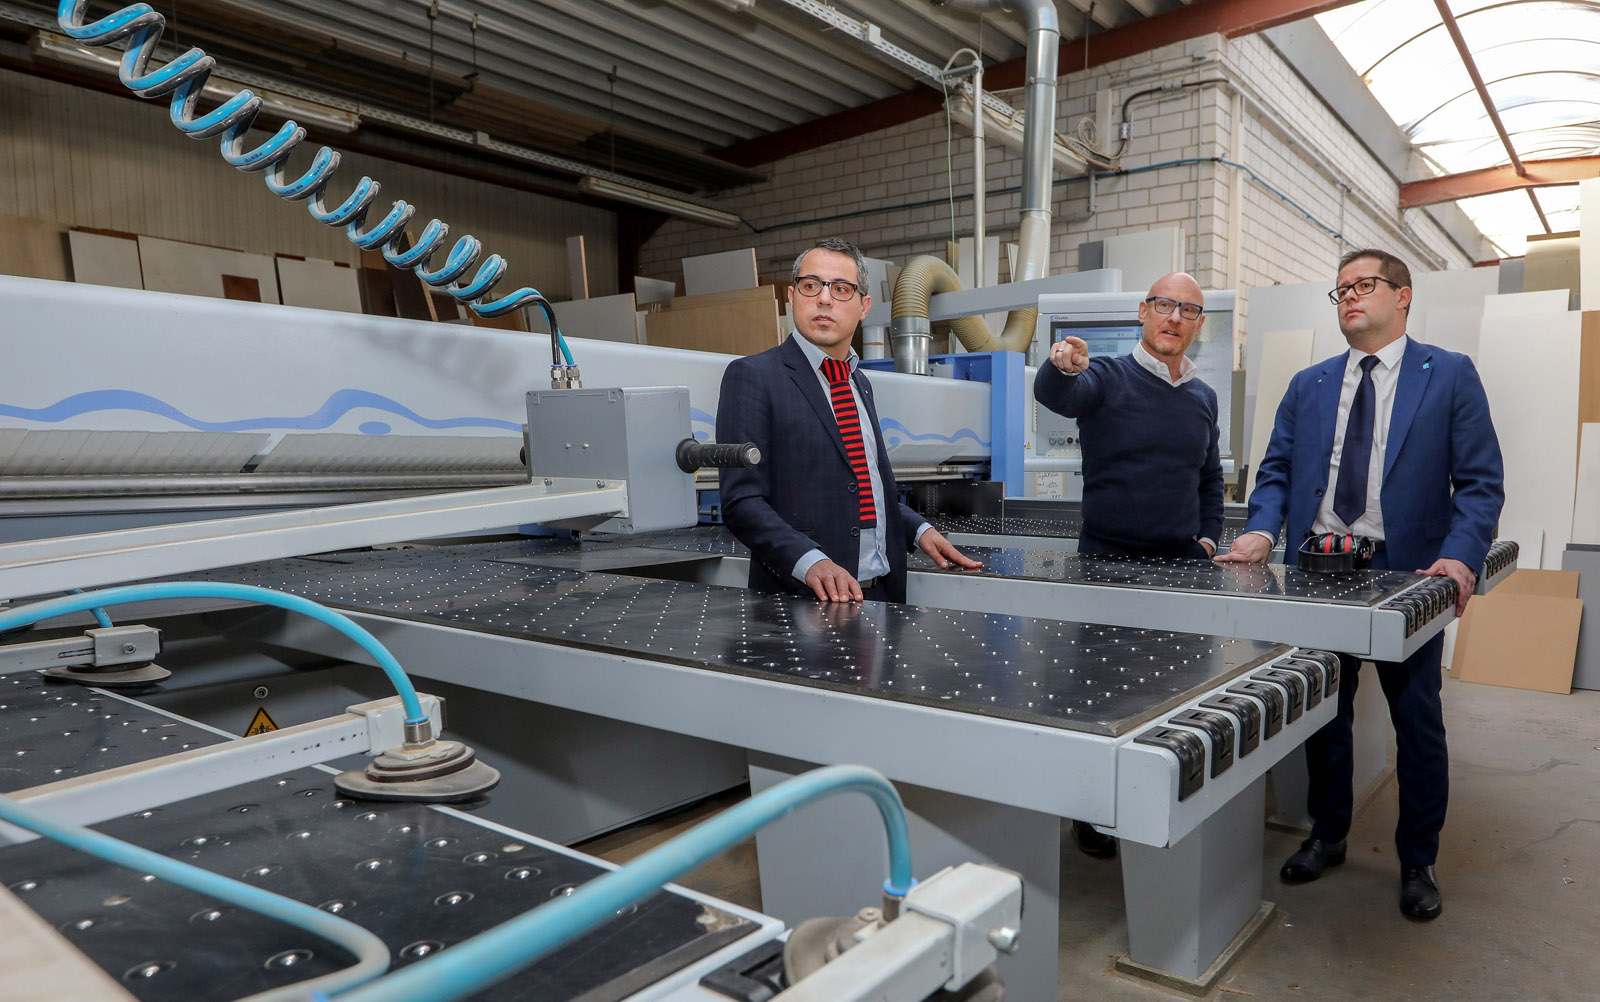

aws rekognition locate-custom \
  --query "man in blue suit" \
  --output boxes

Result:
[1217,248,1503,920]
[717,237,978,603]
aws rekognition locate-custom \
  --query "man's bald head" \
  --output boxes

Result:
[1147,272,1204,304]
[1137,271,1206,373]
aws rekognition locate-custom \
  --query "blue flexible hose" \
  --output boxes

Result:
[68,589,114,629]
[0,792,390,1002]
[323,764,914,1002]
[0,583,427,724]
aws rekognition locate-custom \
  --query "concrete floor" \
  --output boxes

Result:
[582,673,1600,1001]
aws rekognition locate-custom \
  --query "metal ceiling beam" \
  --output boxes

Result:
[1526,188,1553,234]
[1430,0,1524,176]
[1397,155,1600,207]
[716,0,1363,165]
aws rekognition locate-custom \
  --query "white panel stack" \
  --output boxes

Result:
[1580,178,1600,309]
[1477,310,1583,569]
[137,236,281,304]
[1245,328,1315,500]
[67,231,143,290]
[1574,424,1600,545]
[682,248,758,297]
[275,257,362,314]
[1245,281,1343,465]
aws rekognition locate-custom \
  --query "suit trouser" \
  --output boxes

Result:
[1305,552,1449,866]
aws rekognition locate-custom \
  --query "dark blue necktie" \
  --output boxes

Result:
[1333,354,1380,526]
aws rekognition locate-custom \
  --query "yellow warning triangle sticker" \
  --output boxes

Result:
[244,706,279,737]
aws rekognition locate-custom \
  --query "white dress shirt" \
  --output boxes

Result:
[1312,335,1408,539]
[1132,340,1197,386]
[787,331,930,585]
[1250,334,1408,548]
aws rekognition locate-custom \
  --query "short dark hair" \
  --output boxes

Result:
[1338,248,1411,311]
[792,237,868,291]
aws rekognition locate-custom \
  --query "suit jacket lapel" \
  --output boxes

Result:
[1383,338,1432,482]
[1312,354,1344,476]
[781,336,851,465]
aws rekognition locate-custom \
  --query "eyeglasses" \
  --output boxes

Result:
[1327,276,1401,305]
[1143,296,1203,320]
[794,275,862,301]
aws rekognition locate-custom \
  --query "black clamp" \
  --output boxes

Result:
[1252,668,1307,723]
[1226,680,1286,739]
[1134,727,1208,801]
[1168,708,1236,777]
[1200,694,1261,757]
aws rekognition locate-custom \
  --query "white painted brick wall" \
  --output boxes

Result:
[639,30,1479,357]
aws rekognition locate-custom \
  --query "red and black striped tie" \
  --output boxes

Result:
[821,357,877,527]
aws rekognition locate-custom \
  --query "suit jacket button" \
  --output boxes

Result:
[1314,488,1324,497]
[847,482,858,493]
[850,527,860,538]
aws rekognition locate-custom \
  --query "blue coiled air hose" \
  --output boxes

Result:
[322,764,915,1002]
[0,582,427,724]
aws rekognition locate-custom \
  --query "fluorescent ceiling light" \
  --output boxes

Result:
[30,31,360,134]
[577,176,742,228]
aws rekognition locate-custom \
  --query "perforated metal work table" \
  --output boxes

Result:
[0,673,775,1001]
[154,544,1341,997]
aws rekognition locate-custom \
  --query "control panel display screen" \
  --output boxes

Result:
[1050,320,1143,358]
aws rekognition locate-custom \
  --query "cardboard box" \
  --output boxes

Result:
[1453,569,1584,694]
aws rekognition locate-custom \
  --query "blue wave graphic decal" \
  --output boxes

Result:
[877,419,989,448]
[690,407,716,442]
[0,389,523,434]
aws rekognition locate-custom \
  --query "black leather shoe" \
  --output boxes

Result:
[1279,838,1347,883]
[1400,865,1442,920]
[1071,819,1118,859]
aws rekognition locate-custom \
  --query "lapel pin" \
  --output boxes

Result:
[1422,362,1430,370]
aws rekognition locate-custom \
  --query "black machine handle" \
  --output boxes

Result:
[676,439,761,474]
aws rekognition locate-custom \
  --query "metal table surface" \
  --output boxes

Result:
[193,547,1287,739]
[0,675,765,1002]
[906,546,1423,607]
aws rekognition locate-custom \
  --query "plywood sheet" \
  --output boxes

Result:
[138,235,281,304]
[1244,281,1343,463]
[1524,232,1581,307]
[1479,311,1582,568]
[68,229,142,290]
[276,256,363,313]
[683,248,758,297]
[1482,289,1569,317]
[1580,177,1600,309]
[551,292,640,343]
[1102,226,1184,294]
[1574,424,1600,545]
[1582,312,1600,426]
[0,213,70,281]
[1453,586,1583,694]
[633,275,676,305]
[1245,328,1315,500]
[647,296,781,356]
[1411,266,1498,346]
[1420,305,1482,360]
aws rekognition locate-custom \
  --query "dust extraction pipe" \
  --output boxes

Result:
[893,0,1059,372]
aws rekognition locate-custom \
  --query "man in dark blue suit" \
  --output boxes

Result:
[717,237,977,603]
[1217,248,1503,920]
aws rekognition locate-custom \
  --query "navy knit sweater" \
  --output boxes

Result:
[1034,351,1224,550]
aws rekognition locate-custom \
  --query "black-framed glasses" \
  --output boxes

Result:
[794,275,862,301]
[1328,276,1401,305]
[1143,296,1203,320]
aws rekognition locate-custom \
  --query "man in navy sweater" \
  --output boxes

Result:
[1035,272,1223,858]
[1034,271,1224,559]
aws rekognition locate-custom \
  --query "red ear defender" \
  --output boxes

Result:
[1299,532,1375,573]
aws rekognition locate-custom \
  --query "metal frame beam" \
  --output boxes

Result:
[1398,155,1600,207]
[717,0,1362,166]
